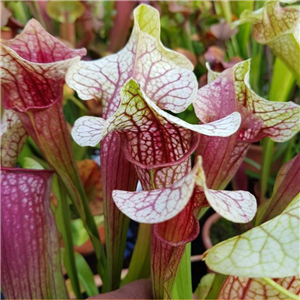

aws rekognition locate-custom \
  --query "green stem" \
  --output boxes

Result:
[269,59,295,99]
[57,178,82,299]
[69,95,89,114]
[230,36,241,58]
[76,183,107,282]
[8,1,29,25]
[215,1,241,58]
[198,206,210,220]
[262,278,299,300]
[216,0,231,22]
[283,136,296,164]
[244,157,261,171]
[260,58,295,200]
[250,44,264,94]
[181,21,194,53]
[121,223,151,286]
[231,1,254,58]
[260,138,274,201]
[170,243,192,299]
[205,274,227,299]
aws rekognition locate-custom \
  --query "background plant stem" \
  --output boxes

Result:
[171,243,193,299]
[57,178,82,299]
[260,58,295,201]
[121,223,151,285]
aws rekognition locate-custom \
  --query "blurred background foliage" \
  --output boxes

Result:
[0,0,300,200]
[1,0,299,219]
[1,1,299,297]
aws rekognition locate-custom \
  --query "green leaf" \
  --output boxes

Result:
[171,243,192,299]
[260,57,296,200]
[121,223,151,285]
[71,218,90,246]
[194,273,216,299]
[204,273,227,299]
[204,193,300,278]
[230,1,254,58]
[58,180,82,299]
[71,216,104,247]
[74,252,99,297]
[269,58,296,101]
[6,1,30,25]
[23,157,44,170]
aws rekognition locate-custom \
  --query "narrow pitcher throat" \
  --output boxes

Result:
[14,99,67,148]
[153,213,200,246]
[121,131,200,171]
[14,100,79,181]
[120,132,200,190]
[3,93,63,113]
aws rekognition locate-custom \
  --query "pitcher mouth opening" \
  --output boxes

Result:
[153,211,200,247]
[121,131,200,170]
[1,166,54,173]
[2,86,62,113]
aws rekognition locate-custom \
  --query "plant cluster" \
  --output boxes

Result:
[1,1,300,299]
